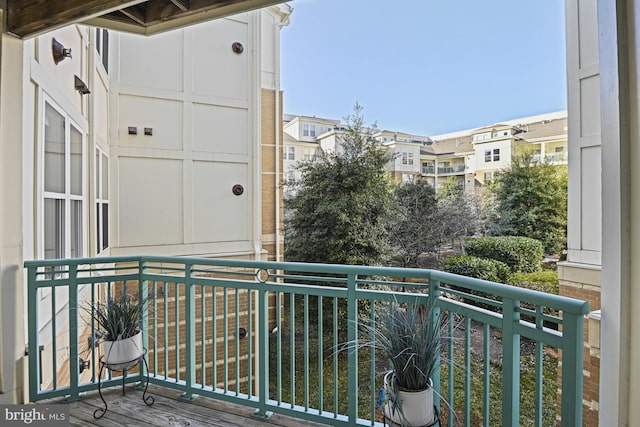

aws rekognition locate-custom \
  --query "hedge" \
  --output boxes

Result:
[443,255,511,283]
[465,236,543,273]
[507,270,559,295]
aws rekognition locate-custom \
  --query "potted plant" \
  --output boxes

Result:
[89,292,147,367]
[355,301,446,426]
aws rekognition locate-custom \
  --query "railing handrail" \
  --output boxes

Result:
[25,255,589,315]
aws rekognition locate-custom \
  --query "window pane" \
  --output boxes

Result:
[70,126,83,196]
[102,203,109,251]
[45,104,65,193]
[102,153,109,198]
[96,202,101,253]
[44,198,65,259]
[70,200,83,258]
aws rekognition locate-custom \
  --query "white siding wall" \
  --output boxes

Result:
[110,14,259,257]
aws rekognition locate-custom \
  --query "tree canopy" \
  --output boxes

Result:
[284,104,396,265]
[494,150,568,254]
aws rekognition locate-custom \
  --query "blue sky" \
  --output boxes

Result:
[281,0,567,135]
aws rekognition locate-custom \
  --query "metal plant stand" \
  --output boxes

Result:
[93,349,154,419]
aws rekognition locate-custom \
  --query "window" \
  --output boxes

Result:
[401,152,414,165]
[484,150,492,162]
[96,28,109,73]
[96,149,109,253]
[287,146,295,160]
[493,148,500,161]
[485,148,500,162]
[43,100,85,259]
[484,172,494,182]
[402,174,415,183]
[555,146,564,152]
[303,124,316,137]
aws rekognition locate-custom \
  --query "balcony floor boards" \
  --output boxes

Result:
[42,384,330,427]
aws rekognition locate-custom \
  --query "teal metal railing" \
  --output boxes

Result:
[25,256,588,426]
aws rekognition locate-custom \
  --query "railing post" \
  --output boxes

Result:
[183,262,196,400]
[66,263,80,402]
[253,287,272,419]
[560,311,584,426]
[501,297,520,427]
[428,277,441,409]
[347,272,358,425]
[27,265,39,402]
[139,259,150,385]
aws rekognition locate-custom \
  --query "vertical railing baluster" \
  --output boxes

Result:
[535,306,544,427]
[175,282,180,382]
[464,317,471,426]
[289,292,295,408]
[501,298,521,427]
[276,291,282,404]
[346,273,358,423]
[212,286,217,389]
[448,315,455,427]
[317,296,323,415]
[370,301,376,425]
[153,281,158,380]
[201,285,206,388]
[304,294,309,410]
[163,281,169,379]
[483,323,490,427]
[183,263,195,400]
[247,288,253,398]
[223,288,228,392]
[235,288,240,396]
[51,281,57,390]
[333,297,338,418]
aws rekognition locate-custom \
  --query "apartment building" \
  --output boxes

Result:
[0,4,291,403]
[283,111,568,192]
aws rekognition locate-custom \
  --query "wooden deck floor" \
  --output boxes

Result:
[44,384,332,427]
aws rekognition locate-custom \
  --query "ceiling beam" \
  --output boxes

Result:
[170,0,191,12]
[7,0,148,38]
[120,6,147,25]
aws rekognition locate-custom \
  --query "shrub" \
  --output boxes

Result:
[507,271,559,295]
[444,255,510,283]
[465,236,543,273]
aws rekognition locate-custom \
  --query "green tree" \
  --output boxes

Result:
[284,104,396,265]
[494,149,568,254]
[389,180,440,267]
[437,178,477,250]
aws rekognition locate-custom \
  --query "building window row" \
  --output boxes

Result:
[484,148,500,162]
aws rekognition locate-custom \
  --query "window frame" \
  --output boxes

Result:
[95,148,109,254]
[41,96,86,260]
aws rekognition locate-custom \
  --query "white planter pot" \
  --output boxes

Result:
[384,372,435,426]
[101,330,144,367]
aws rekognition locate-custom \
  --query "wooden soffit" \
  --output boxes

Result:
[7,0,285,39]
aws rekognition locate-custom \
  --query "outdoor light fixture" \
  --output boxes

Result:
[74,75,90,95]
[52,38,72,64]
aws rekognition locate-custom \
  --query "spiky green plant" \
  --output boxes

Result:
[351,301,445,391]
[89,293,146,341]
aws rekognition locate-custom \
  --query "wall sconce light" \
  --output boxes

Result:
[237,327,247,339]
[74,75,90,95]
[52,38,72,64]
[79,357,90,374]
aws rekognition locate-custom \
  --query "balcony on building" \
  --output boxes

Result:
[25,255,588,427]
